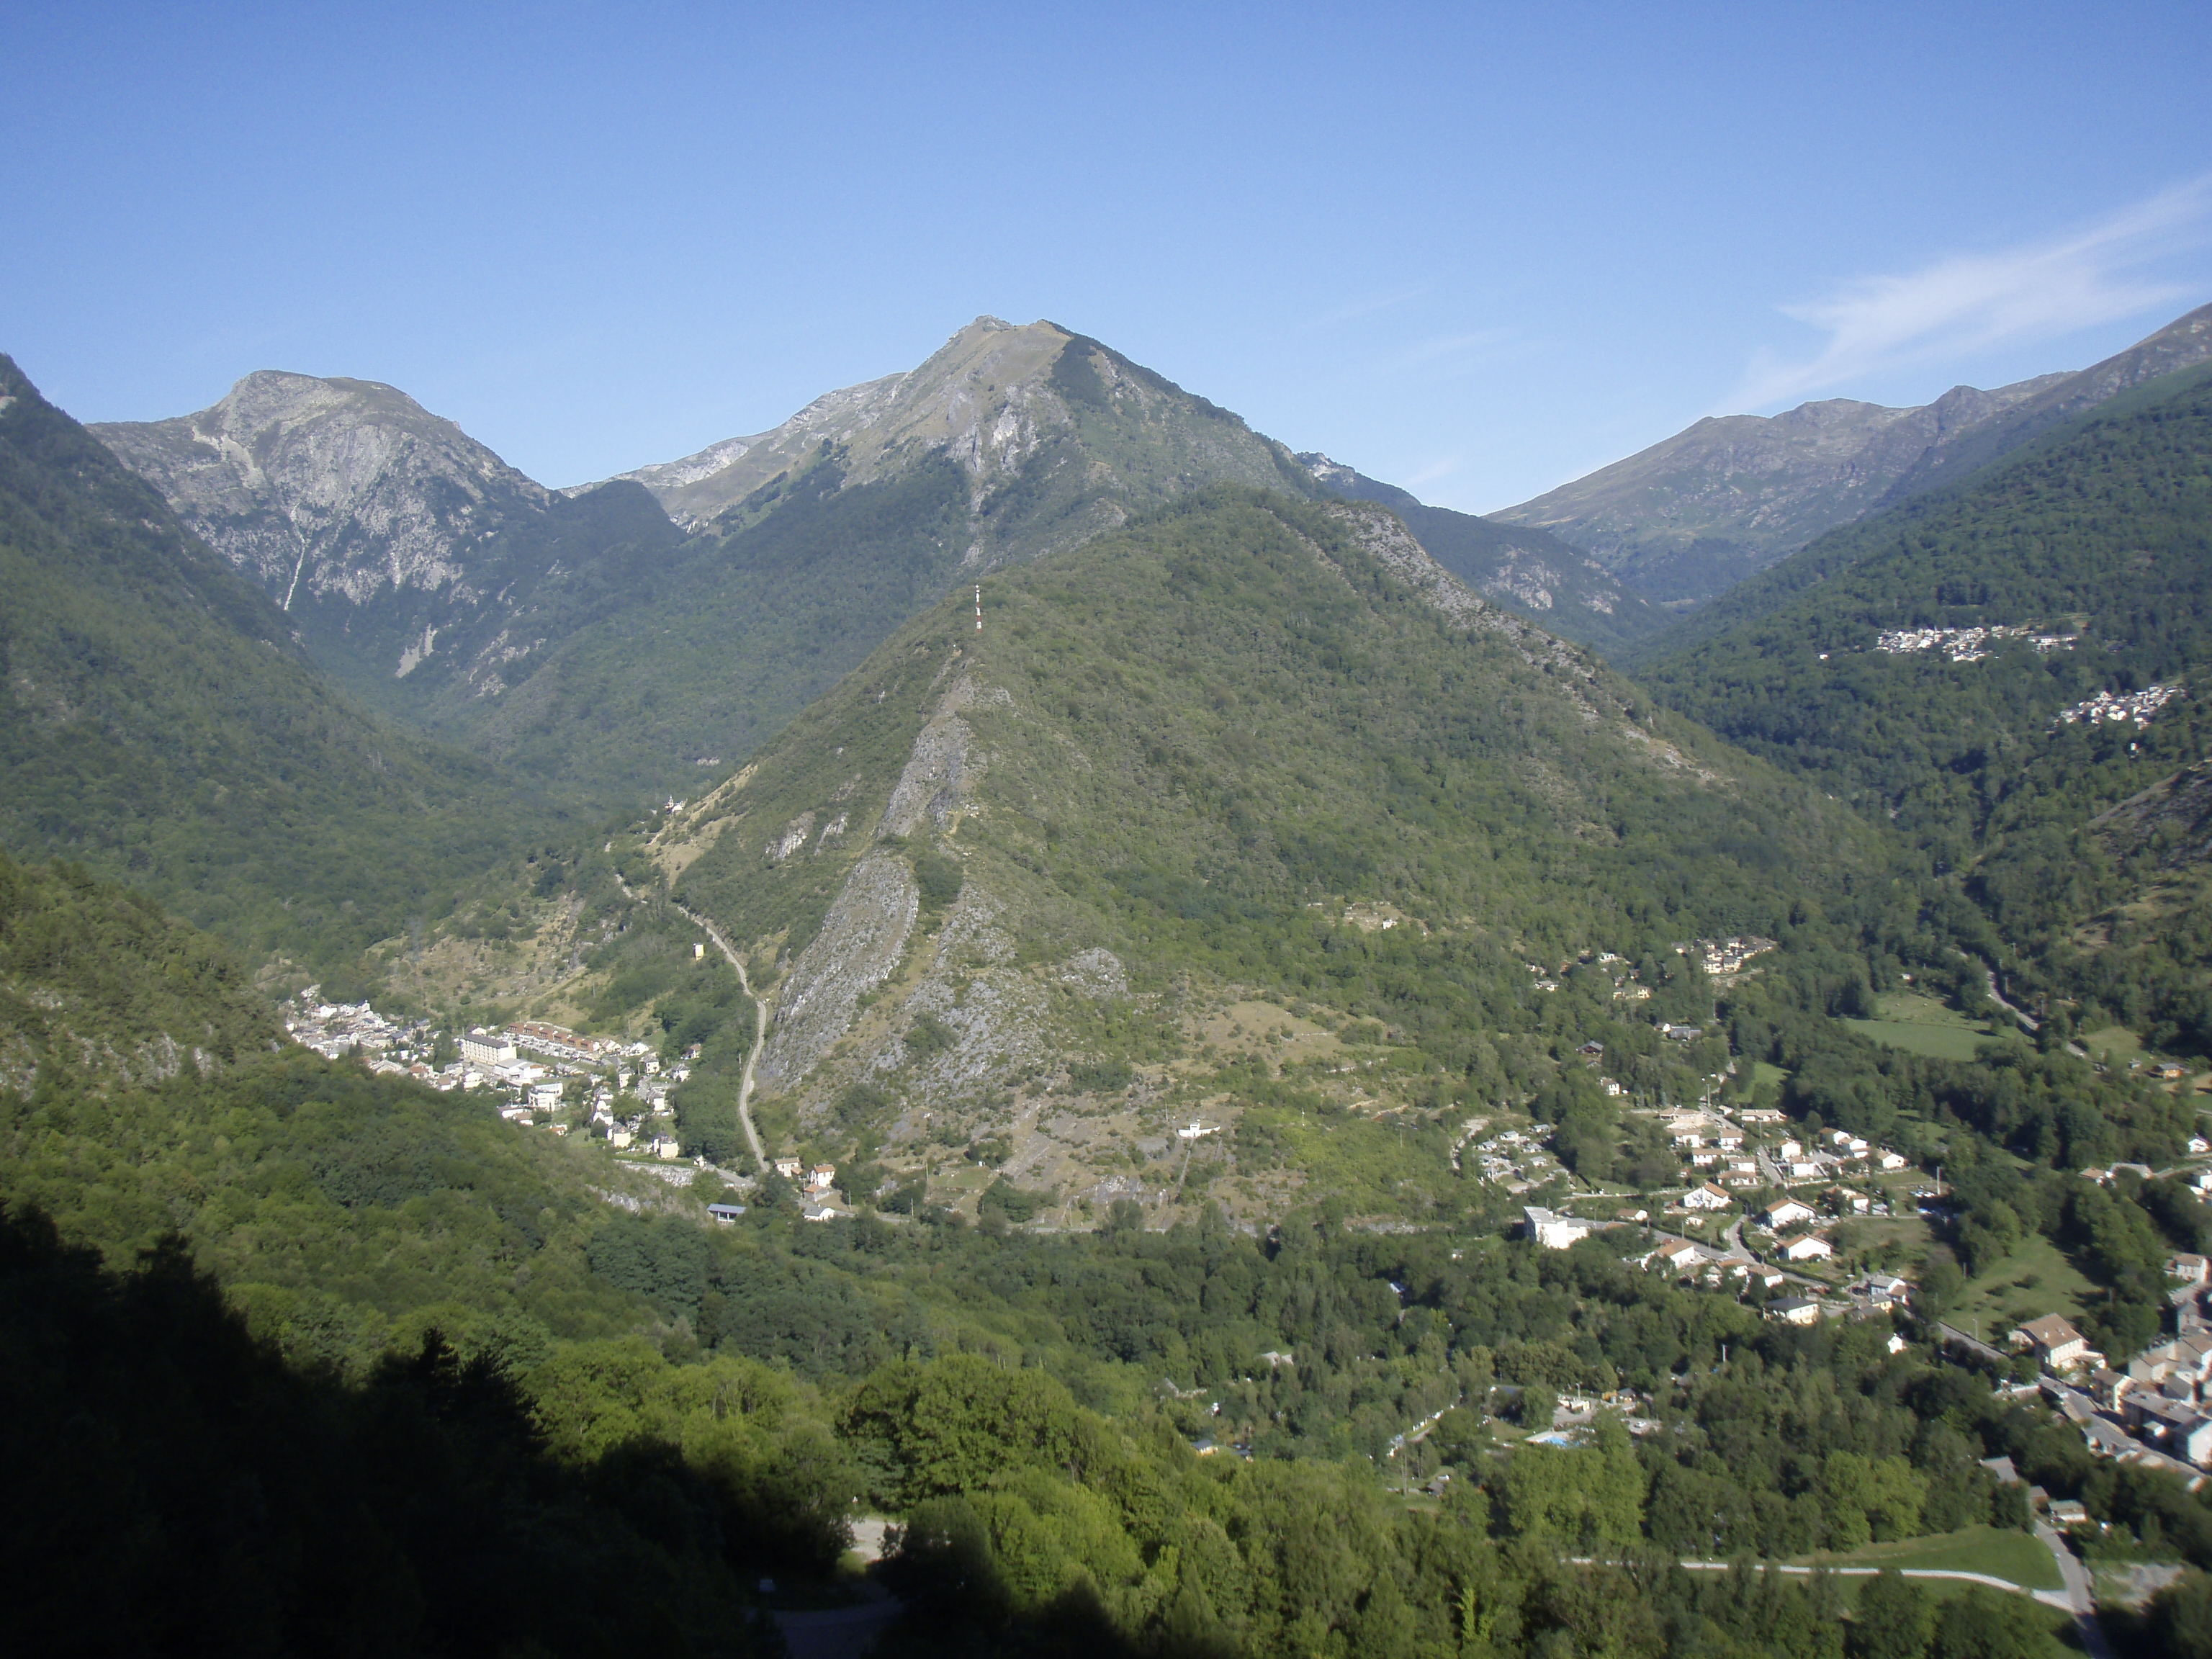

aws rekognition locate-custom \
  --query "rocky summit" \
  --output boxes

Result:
[590,315,1318,560]
[93,370,554,614]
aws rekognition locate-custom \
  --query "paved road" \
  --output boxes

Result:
[673,900,768,1167]
[1960,952,2039,1035]
[1569,1557,2070,1608]
[608,877,769,1167]
[773,1583,903,1659]
[1936,1322,2011,1368]
[2030,1521,2113,1659]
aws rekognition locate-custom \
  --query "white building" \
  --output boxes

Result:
[460,1031,518,1066]
[1651,1238,1704,1273]
[1524,1207,1591,1249]
[1681,1182,1731,1211]
[1779,1233,1834,1262]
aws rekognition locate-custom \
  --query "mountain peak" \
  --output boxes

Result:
[581,318,1080,526]
[585,317,1293,538]
[92,370,551,608]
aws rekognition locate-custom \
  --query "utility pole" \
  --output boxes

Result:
[974,584,982,631]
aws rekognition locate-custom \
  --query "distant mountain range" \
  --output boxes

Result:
[1493,302,2212,605]
[1294,453,1665,657]
[91,318,1673,801]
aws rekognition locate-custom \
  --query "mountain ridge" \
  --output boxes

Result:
[1493,301,2212,606]
[649,484,1881,1210]
[1296,451,1671,655]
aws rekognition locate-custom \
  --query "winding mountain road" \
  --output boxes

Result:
[671,899,768,1168]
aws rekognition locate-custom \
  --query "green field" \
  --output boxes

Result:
[1839,994,1999,1061]
[1840,1018,1996,1061]
[2079,1025,2144,1064]
[1946,1233,2098,1336]
[1793,1525,2063,1591]
[1878,992,1987,1028]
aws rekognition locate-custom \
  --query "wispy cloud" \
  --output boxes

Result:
[1402,454,1466,490]
[1303,285,1431,328]
[1732,178,2212,409]
[1393,327,1518,366]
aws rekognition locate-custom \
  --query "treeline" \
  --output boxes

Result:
[0,1201,791,1657]
[7,1192,2152,1659]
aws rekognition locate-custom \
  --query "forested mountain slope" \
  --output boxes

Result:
[7,592,2211,1658]
[1639,362,2212,1051]
[1494,301,2212,606]
[0,356,547,984]
[12,851,2197,1659]
[644,486,1890,1210]
[91,372,691,799]
[1297,451,1670,655]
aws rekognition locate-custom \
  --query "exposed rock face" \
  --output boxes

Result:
[877,673,1010,838]
[1297,452,1666,655]
[756,852,919,1087]
[92,369,683,786]
[864,886,1051,1104]
[1321,503,1490,630]
[1492,302,2212,606]
[583,317,1314,565]
[1056,948,1128,999]
[93,372,551,612]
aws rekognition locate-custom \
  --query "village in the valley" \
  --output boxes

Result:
[284,992,789,1203]
[1483,936,2212,1490]
[1872,623,2078,662]
[291,920,2212,1488]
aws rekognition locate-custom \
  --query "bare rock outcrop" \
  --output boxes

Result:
[878,673,1010,838]
[755,853,918,1088]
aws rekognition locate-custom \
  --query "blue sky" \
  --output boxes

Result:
[5,1,2208,513]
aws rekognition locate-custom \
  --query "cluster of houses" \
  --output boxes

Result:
[770,1156,844,1221]
[1470,1127,1565,1193]
[450,1024,698,1157]
[1525,938,1774,1002]
[2054,683,2181,729]
[2001,1256,2212,1475]
[1873,624,2072,662]
[1654,1110,1910,1197]
[505,1019,628,1065]
[1684,936,1779,980]
[286,997,421,1064]
[1525,1197,1915,1329]
[1523,948,1642,1000]
[1757,1196,1840,1264]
